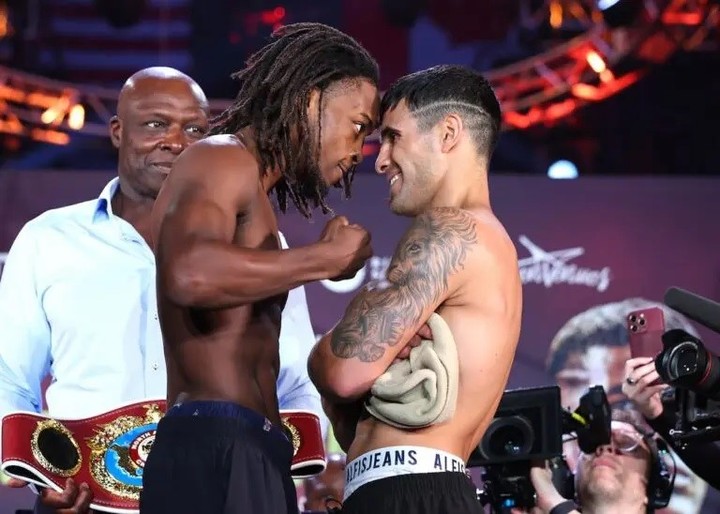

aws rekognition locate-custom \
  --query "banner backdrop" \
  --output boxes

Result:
[1,170,719,512]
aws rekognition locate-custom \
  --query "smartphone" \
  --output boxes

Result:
[627,307,665,359]
[627,307,665,387]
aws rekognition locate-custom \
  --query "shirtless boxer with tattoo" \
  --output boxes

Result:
[309,65,522,514]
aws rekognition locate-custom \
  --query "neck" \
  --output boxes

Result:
[431,161,490,211]
[585,499,646,514]
[110,187,154,243]
[237,126,282,193]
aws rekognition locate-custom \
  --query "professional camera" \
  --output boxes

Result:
[468,385,611,513]
[657,287,720,445]
[656,329,720,400]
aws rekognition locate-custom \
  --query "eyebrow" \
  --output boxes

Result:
[139,110,207,121]
[358,112,376,132]
[380,126,400,141]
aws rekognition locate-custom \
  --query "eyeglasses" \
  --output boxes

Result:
[609,421,645,453]
[566,421,647,456]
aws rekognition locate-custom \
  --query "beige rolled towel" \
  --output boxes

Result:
[365,312,459,429]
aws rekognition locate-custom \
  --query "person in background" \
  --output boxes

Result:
[623,356,720,491]
[0,65,327,513]
[546,298,709,514]
[517,409,671,514]
[301,453,346,513]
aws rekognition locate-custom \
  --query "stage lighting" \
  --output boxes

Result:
[547,160,578,179]
[597,0,643,28]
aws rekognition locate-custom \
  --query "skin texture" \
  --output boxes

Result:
[5,66,209,514]
[309,98,523,470]
[109,66,209,242]
[554,346,708,514]
[150,79,379,429]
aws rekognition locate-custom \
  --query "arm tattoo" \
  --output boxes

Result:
[331,208,478,362]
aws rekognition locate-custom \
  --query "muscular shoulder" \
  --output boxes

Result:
[413,207,479,243]
[391,207,515,288]
[397,208,480,266]
[172,134,258,181]
[151,135,261,240]
[387,208,479,289]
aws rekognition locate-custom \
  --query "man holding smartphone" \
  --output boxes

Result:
[547,298,710,514]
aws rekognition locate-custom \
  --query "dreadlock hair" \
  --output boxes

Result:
[208,23,379,218]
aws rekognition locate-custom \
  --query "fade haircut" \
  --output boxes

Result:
[380,64,501,158]
[209,23,379,218]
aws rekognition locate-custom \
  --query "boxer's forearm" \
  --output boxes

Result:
[308,330,377,402]
[159,241,333,309]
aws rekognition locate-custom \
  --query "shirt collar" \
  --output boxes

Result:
[93,177,120,222]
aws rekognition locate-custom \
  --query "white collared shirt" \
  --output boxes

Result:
[0,178,323,432]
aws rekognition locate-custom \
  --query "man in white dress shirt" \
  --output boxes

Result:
[0,66,325,513]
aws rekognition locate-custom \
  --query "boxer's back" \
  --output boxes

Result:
[348,207,522,462]
[152,135,287,426]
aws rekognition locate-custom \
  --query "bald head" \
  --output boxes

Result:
[110,66,210,201]
[117,66,208,117]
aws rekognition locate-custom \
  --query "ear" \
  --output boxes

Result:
[307,87,322,123]
[109,115,121,149]
[438,113,462,154]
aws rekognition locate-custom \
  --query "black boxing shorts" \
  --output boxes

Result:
[139,401,298,514]
[340,446,481,514]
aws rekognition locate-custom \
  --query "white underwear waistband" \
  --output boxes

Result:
[344,445,467,501]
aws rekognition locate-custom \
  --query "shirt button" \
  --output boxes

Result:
[152,363,159,371]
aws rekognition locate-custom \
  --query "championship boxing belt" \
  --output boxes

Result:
[280,409,326,479]
[1,399,326,513]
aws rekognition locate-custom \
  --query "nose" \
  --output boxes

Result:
[159,126,188,154]
[375,143,390,175]
[594,443,618,457]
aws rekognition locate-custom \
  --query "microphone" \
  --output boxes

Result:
[664,287,720,334]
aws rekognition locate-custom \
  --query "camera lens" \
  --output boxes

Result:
[671,347,698,377]
[630,324,638,332]
[481,415,534,460]
[670,345,700,378]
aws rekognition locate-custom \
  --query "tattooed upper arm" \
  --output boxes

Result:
[330,207,478,363]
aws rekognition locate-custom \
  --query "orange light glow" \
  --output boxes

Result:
[40,96,70,125]
[586,50,607,73]
[68,104,85,130]
[30,128,70,145]
[550,1,563,29]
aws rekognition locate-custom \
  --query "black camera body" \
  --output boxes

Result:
[469,385,564,468]
[469,385,612,513]
[657,287,720,444]
[469,385,564,513]
[655,328,720,444]
[656,329,720,399]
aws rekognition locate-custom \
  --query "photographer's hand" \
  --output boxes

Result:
[527,462,565,512]
[623,357,667,420]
